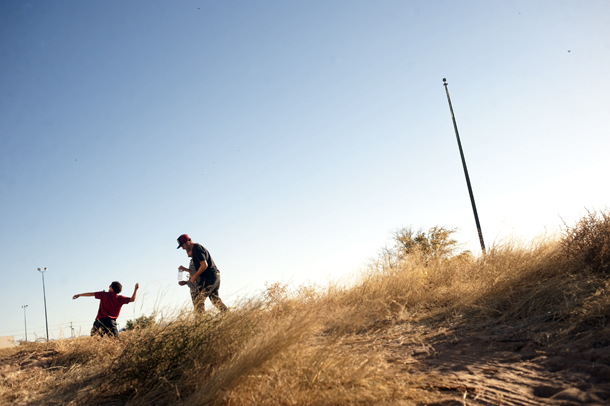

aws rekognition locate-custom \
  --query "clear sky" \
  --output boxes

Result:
[1,1,609,342]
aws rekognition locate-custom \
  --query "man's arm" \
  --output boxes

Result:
[190,260,207,284]
[178,265,189,286]
[73,292,95,300]
[130,283,140,303]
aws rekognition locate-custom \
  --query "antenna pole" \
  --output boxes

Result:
[443,78,486,253]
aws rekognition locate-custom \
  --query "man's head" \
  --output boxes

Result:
[110,281,122,294]
[177,234,193,250]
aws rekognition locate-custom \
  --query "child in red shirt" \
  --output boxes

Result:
[73,281,139,337]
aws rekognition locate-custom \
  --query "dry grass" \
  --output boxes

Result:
[2,211,610,405]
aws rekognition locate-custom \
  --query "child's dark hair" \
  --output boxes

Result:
[111,281,122,294]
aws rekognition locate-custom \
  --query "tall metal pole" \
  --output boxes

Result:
[37,267,49,341]
[442,78,486,253]
[22,305,28,341]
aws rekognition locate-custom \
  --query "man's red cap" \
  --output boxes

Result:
[177,234,190,249]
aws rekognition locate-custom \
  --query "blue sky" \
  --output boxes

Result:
[1,1,609,342]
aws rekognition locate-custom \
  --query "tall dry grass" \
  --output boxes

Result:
[2,211,610,405]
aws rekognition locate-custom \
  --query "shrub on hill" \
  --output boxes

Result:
[561,209,610,274]
[124,312,157,331]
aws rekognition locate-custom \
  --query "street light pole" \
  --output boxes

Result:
[37,267,49,341]
[442,78,486,253]
[22,305,28,341]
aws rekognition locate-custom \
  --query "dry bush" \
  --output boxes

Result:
[63,297,319,405]
[222,336,420,406]
[323,213,610,337]
[468,211,610,333]
[463,236,566,321]
[102,303,267,405]
[561,209,610,274]
[572,279,610,330]
[184,309,319,406]
[316,228,475,333]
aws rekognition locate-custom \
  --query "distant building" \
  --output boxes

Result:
[0,336,15,348]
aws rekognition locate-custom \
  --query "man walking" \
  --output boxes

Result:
[177,234,228,312]
[73,281,139,337]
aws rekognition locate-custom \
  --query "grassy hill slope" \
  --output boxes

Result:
[2,211,610,405]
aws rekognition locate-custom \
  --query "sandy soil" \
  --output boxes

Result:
[0,348,58,377]
[0,348,59,405]
[380,322,610,405]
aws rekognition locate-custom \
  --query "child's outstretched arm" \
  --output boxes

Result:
[130,283,140,303]
[73,292,95,299]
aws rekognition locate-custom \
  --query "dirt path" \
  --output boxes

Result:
[382,325,610,405]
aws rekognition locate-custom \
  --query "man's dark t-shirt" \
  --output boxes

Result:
[191,243,219,285]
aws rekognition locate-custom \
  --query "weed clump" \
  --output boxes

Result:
[561,209,610,274]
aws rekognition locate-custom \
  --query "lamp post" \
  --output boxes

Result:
[37,267,49,341]
[22,305,28,341]
[442,78,486,254]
